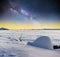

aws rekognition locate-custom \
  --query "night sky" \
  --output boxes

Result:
[20,0,60,20]
[11,0,60,22]
[20,0,59,14]
[0,0,60,29]
[0,0,60,21]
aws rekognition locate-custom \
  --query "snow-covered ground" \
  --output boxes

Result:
[0,30,60,57]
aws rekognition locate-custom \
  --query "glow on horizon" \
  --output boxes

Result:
[0,23,60,29]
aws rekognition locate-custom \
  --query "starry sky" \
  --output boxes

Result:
[0,0,60,29]
[20,0,60,20]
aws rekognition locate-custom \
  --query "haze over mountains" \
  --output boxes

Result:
[0,27,60,30]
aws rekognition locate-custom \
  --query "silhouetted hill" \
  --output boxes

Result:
[43,29,60,30]
[0,28,9,30]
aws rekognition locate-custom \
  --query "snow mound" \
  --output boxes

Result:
[27,36,53,50]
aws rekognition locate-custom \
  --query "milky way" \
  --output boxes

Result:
[0,0,60,24]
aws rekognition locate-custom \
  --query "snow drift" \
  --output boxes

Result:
[27,36,53,50]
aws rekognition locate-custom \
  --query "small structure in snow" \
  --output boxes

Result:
[27,36,53,50]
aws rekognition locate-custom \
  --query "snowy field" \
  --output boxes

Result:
[0,30,60,57]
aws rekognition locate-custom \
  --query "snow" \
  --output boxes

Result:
[0,30,60,57]
[27,36,53,50]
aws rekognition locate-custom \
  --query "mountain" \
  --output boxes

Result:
[0,28,9,30]
[43,29,60,30]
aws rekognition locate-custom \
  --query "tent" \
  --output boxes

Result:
[27,36,53,50]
